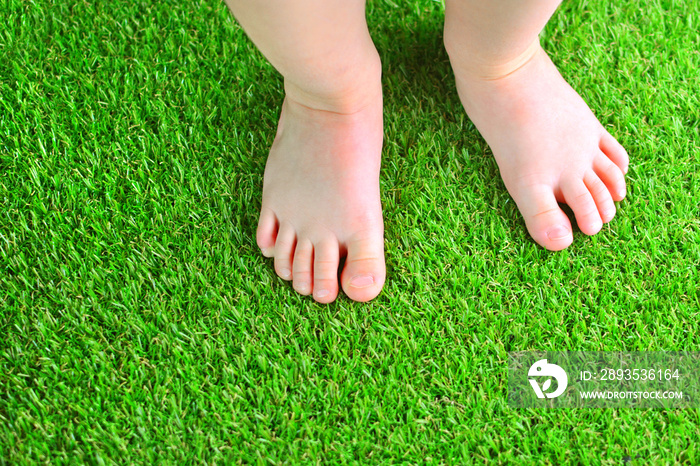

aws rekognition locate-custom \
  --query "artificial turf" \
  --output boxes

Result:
[1,0,699,463]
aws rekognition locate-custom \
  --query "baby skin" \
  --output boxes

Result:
[257,81,386,304]
[226,0,628,303]
[444,0,628,250]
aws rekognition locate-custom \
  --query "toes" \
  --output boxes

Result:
[313,238,340,304]
[340,233,385,302]
[273,223,296,280]
[514,184,573,251]
[599,130,629,175]
[561,178,603,236]
[584,171,616,224]
[593,153,627,202]
[256,208,278,257]
[292,238,313,296]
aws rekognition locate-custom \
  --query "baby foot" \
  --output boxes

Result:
[256,84,386,303]
[451,41,629,250]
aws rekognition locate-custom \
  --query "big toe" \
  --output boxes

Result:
[514,184,573,251]
[341,233,386,302]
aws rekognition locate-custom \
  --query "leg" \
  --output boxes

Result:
[225,0,386,302]
[444,0,629,250]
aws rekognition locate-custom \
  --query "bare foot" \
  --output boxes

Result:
[255,86,386,303]
[451,41,629,250]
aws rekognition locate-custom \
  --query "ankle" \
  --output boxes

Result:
[445,32,542,82]
[283,52,383,115]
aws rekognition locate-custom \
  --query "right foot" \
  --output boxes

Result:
[256,84,386,303]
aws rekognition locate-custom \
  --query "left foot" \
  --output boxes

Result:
[449,41,629,250]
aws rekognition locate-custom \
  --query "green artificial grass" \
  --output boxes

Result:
[1,0,699,463]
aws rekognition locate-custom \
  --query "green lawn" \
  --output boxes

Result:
[1,0,699,463]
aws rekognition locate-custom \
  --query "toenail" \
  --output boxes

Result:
[547,226,571,241]
[280,268,291,279]
[350,274,375,288]
[261,247,274,257]
[296,282,310,293]
[315,289,329,298]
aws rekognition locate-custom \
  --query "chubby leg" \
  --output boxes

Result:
[225,0,385,302]
[444,0,629,250]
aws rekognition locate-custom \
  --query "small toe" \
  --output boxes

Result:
[562,178,603,236]
[292,238,313,296]
[256,208,278,257]
[514,184,573,251]
[340,233,385,302]
[584,171,616,224]
[600,130,629,175]
[593,153,626,202]
[273,223,296,280]
[313,238,340,303]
